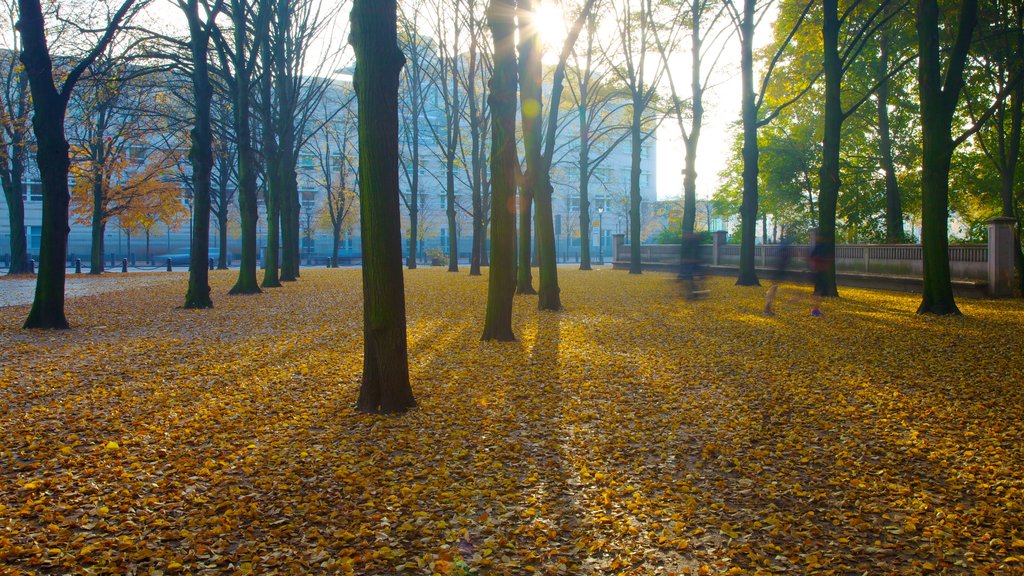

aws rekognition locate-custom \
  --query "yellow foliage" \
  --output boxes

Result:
[1,269,1023,574]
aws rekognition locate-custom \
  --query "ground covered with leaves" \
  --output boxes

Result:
[1,268,1023,575]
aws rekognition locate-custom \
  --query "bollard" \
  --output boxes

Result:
[166,258,172,272]
[209,257,214,271]
[30,259,35,273]
[75,259,82,274]
[121,258,128,273]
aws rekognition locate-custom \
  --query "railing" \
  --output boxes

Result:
[612,219,1019,298]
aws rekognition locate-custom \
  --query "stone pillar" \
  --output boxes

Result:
[712,230,727,265]
[987,217,1016,297]
[612,234,625,263]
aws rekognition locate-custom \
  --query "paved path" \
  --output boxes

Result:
[0,273,182,308]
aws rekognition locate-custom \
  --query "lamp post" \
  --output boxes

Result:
[598,205,605,265]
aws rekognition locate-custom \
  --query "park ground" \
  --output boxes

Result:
[1,268,1023,575]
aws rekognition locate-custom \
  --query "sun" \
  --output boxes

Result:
[534,1,569,50]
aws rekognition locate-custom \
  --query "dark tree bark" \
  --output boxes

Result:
[182,0,216,308]
[482,0,518,342]
[877,33,905,243]
[226,0,262,295]
[815,0,841,297]
[350,0,416,413]
[259,23,283,289]
[19,0,138,329]
[916,0,977,315]
[736,0,760,286]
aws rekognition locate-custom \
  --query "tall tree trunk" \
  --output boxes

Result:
[90,177,106,274]
[628,96,643,275]
[228,0,261,295]
[184,0,214,308]
[20,0,72,328]
[877,33,904,243]
[217,180,229,270]
[915,0,976,315]
[815,0,841,297]
[578,105,592,270]
[260,32,283,288]
[518,0,543,290]
[737,0,759,286]
[482,0,518,341]
[351,0,416,413]
[1,126,29,275]
[408,103,420,270]
[468,14,483,277]
[680,0,703,236]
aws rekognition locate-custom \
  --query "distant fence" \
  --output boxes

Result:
[612,218,1018,298]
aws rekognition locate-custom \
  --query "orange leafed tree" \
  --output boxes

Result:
[70,142,185,271]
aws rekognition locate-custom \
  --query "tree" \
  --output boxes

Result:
[516,0,541,293]
[308,96,358,267]
[397,3,430,269]
[212,0,265,295]
[724,0,816,286]
[967,0,1024,293]
[523,0,597,310]
[565,2,631,271]
[915,0,977,315]
[610,0,665,275]
[350,0,416,413]
[179,0,222,307]
[68,48,176,275]
[460,0,492,276]
[482,0,519,342]
[0,9,32,275]
[210,95,237,270]
[19,0,144,329]
[654,0,729,238]
[814,0,911,296]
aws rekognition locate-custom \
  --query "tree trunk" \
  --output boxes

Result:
[680,0,703,236]
[518,0,544,291]
[482,0,518,341]
[578,105,592,270]
[815,0,841,297]
[20,0,72,328]
[877,33,904,243]
[184,0,214,308]
[90,177,106,274]
[915,0,976,315]
[260,34,283,289]
[1,130,30,275]
[468,19,483,277]
[628,96,642,275]
[737,0,760,286]
[351,0,416,413]
[228,0,261,296]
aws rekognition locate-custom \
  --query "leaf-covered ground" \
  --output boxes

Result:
[1,268,1023,575]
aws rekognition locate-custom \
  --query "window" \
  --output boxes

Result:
[28,226,42,250]
[299,154,316,169]
[22,182,43,203]
[129,146,149,164]
[640,174,649,188]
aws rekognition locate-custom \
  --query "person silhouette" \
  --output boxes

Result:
[763,237,792,315]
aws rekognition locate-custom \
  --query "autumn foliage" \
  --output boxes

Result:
[1,270,1023,574]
